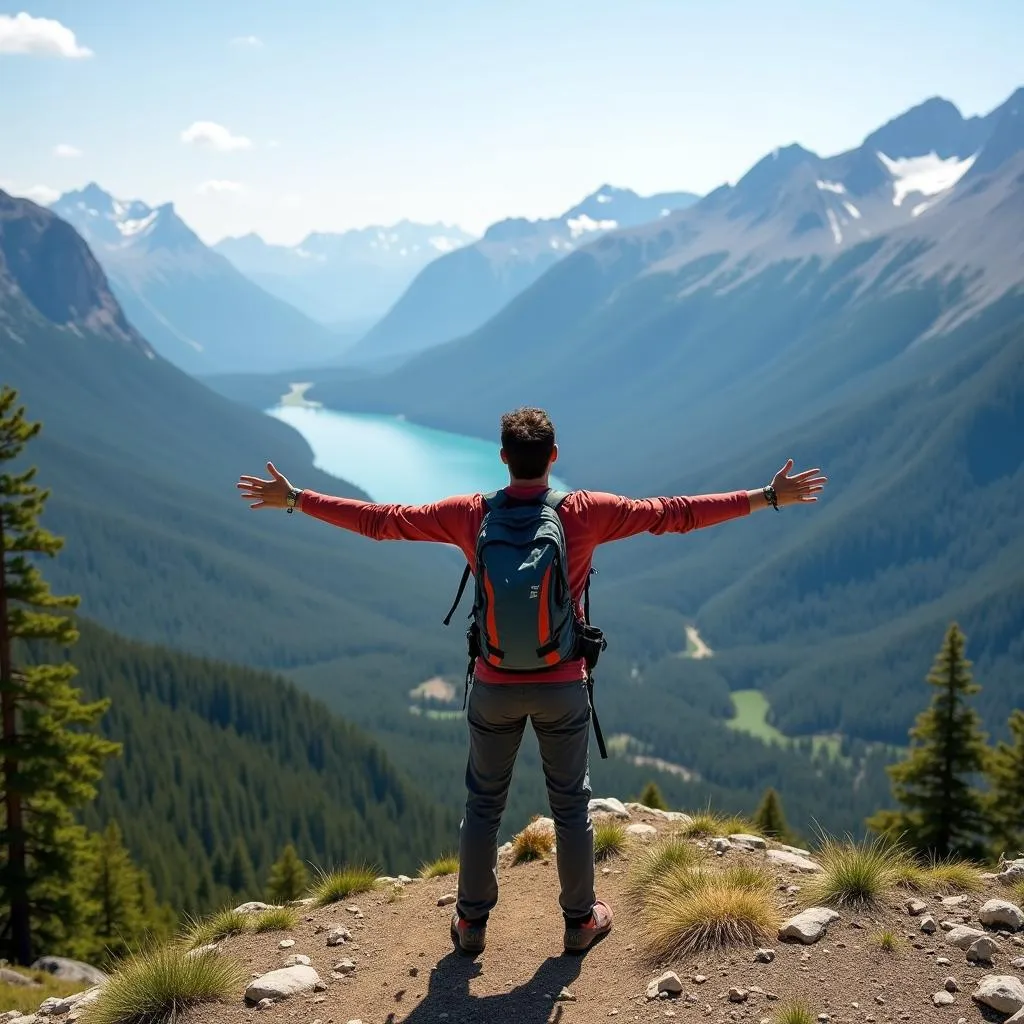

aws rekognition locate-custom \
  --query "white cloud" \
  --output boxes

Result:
[53,143,82,158]
[0,12,92,57]
[197,179,245,196]
[229,35,263,48]
[180,121,252,152]
[19,184,60,205]
[278,192,303,210]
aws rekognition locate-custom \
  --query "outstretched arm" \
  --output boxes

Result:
[235,463,477,544]
[581,459,828,543]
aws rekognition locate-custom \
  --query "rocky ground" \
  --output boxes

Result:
[4,800,1024,1024]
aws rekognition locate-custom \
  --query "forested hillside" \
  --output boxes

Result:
[26,620,455,914]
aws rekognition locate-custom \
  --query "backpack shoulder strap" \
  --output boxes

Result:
[482,489,504,511]
[541,489,570,510]
[443,491,500,626]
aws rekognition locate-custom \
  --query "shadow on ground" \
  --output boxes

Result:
[387,950,587,1024]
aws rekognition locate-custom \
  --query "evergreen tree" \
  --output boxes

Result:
[0,388,120,963]
[866,623,989,860]
[753,787,793,841]
[638,781,668,811]
[986,709,1024,857]
[226,836,258,897]
[266,844,308,903]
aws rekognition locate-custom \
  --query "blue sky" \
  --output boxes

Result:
[3,0,1021,244]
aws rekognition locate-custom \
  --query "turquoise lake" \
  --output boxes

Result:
[268,404,567,504]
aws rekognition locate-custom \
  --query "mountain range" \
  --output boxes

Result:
[343,185,700,365]
[287,88,1024,743]
[49,184,342,375]
[214,221,476,329]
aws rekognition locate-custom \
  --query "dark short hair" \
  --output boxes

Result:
[500,407,555,479]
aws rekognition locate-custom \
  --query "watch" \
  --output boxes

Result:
[285,487,302,514]
[762,484,779,511]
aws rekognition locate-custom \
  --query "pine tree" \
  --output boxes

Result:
[226,836,258,897]
[84,821,151,963]
[986,709,1024,858]
[266,844,308,903]
[0,388,120,963]
[866,623,989,860]
[753,787,793,841]
[638,781,668,811]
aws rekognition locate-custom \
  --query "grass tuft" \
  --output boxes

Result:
[1011,877,1024,906]
[183,907,251,948]
[627,837,705,898]
[510,821,555,865]
[251,905,298,933]
[84,943,245,1024]
[641,862,778,958]
[594,820,628,862]
[420,853,460,879]
[872,928,907,954]
[308,864,378,907]
[680,808,756,839]
[805,834,902,908]
[773,1002,815,1024]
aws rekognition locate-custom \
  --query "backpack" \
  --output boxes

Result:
[443,488,609,757]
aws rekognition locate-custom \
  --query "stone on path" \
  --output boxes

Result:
[589,797,630,818]
[326,925,352,946]
[932,990,955,1006]
[246,965,322,1003]
[997,859,1024,886]
[437,893,457,907]
[728,987,748,1002]
[980,899,1024,930]
[779,907,840,944]
[766,849,821,873]
[627,823,658,840]
[920,915,937,934]
[967,935,1001,964]
[283,954,311,967]
[729,833,767,850]
[905,898,927,916]
[646,972,683,999]
[941,894,970,908]
[755,948,775,962]
[278,938,295,949]
[945,924,989,949]
[333,959,356,976]
[234,901,275,914]
[972,974,1024,1015]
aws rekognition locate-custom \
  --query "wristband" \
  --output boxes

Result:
[763,485,779,511]
[285,487,302,514]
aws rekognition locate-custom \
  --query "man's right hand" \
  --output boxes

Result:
[236,462,295,510]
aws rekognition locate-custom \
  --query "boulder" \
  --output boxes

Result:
[766,849,821,873]
[0,968,40,987]
[968,935,1001,964]
[246,965,321,1003]
[645,971,683,999]
[945,924,989,949]
[36,995,79,1016]
[980,899,1024,931]
[234,901,276,914]
[588,797,629,818]
[29,958,106,986]
[778,907,840,944]
[997,858,1024,886]
[65,989,102,1024]
[729,833,767,850]
[626,823,658,840]
[972,974,1024,1015]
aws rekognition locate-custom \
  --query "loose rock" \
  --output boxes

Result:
[972,974,1024,1015]
[996,859,1024,886]
[589,797,630,818]
[944,977,959,992]
[283,954,311,967]
[980,899,1024,931]
[945,924,989,949]
[967,935,1001,964]
[728,988,748,1002]
[646,972,684,999]
[779,907,840,944]
[767,849,822,873]
[334,959,356,976]
[626,823,658,840]
[326,925,352,946]
[920,915,937,934]
[905,898,928,916]
[729,833,767,850]
[246,965,322,1003]
[941,894,970,908]
[932,990,955,1006]
[755,948,775,963]
[437,893,457,907]
[712,837,733,854]
[556,988,576,1002]
[278,938,295,949]
[234,901,275,914]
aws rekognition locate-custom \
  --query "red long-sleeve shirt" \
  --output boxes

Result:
[299,485,750,683]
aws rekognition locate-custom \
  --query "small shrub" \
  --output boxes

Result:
[627,837,705,897]
[805,835,902,908]
[308,864,378,907]
[872,928,907,954]
[510,822,554,865]
[773,1002,815,1024]
[420,853,460,879]
[639,781,668,810]
[641,864,778,958]
[680,808,755,839]
[251,905,298,932]
[183,907,251,948]
[594,820,628,862]
[85,943,245,1024]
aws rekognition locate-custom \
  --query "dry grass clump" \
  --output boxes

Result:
[641,861,778,958]
[594,820,628,862]
[510,820,555,865]
[872,928,908,954]
[680,808,756,839]
[773,1003,816,1024]
[308,864,378,907]
[0,970,82,1015]
[627,836,705,898]
[84,943,245,1024]
[892,855,983,894]
[805,835,904,908]
[1010,877,1024,905]
[250,905,298,932]
[420,853,460,879]
[183,906,251,948]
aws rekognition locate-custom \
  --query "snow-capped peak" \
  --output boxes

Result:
[566,214,618,239]
[118,210,159,238]
[876,150,977,207]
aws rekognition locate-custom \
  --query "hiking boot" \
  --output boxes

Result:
[563,899,613,953]
[450,912,487,955]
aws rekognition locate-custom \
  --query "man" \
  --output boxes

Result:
[236,407,827,957]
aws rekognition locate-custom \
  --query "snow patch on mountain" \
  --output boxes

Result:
[118,210,159,237]
[567,214,617,239]
[877,151,977,206]
[816,179,847,195]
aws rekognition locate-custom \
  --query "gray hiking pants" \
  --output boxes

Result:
[456,678,596,924]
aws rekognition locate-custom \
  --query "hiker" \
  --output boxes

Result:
[236,407,827,956]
